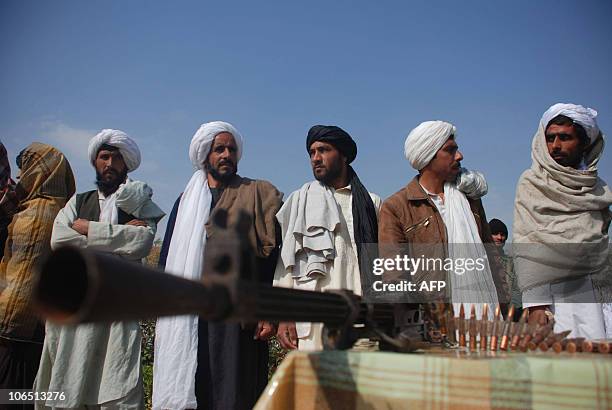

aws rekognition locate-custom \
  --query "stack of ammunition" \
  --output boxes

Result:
[431,303,612,354]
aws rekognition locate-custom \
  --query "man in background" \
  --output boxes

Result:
[489,218,522,320]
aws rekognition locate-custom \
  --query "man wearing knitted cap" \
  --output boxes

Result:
[274,125,381,351]
[379,121,507,319]
[34,129,165,409]
[513,103,612,338]
[489,218,523,320]
[153,121,282,410]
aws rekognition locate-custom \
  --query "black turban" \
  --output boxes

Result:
[489,218,508,237]
[306,125,357,164]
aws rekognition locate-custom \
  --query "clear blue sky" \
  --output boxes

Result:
[1,0,610,239]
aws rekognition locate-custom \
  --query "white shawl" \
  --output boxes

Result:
[444,183,498,319]
[276,181,340,283]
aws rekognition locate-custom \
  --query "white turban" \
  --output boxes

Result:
[404,120,456,170]
[88,129,141,172]
[540,103,600,143]
[189,121,244,170]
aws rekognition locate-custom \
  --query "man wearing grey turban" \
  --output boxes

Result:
[153,121,282,410]
[35,129,165,409]
[513,103,612,339]
[379,121,508,319]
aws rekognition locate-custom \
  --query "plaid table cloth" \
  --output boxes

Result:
[256,350,612,409]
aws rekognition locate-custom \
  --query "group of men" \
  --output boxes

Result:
[0,101,609,409]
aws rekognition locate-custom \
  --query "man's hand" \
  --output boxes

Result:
[528,305,552,325]
[126,219,148,227]
[277,322,298,350]
[254,321,276,340]
[72,218,90,236]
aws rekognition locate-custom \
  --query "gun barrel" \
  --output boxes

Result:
[34,246,230,324]
[34,246,392,328]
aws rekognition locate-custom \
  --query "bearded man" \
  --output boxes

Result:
[513,103,611,338]
[153,121,282,410]
[34,130,164,409]
[379,121,508,318]
[274,125,381,351]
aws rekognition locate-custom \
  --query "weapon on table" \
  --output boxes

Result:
[33,210,427,352]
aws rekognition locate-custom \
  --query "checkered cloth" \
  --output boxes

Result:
[256,350,612,409]
[0,143,75,341]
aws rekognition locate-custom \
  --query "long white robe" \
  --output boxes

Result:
[34,191,156,409]
[273,184,381,350]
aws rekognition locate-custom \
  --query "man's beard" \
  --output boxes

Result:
[313,163,342,186]
[205,162,237,184]
[96,169,128,196]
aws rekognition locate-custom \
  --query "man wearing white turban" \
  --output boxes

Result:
[513,103,612,339]
[153,121,282,410]
[379,121,508,320]
[34,129,165,409]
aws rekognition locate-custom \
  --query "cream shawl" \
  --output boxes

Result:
[513,125,612,291]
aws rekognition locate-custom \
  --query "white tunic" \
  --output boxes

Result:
[34,192,156,409]
[274,184,381,350]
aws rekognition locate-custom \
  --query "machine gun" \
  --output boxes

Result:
[33,210,430,352]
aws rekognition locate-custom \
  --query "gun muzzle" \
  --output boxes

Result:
[33,246,230,324]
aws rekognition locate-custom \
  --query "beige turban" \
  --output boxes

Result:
[88,129,141,172]
[404,120,456,170]
[189,121,244,170]
[540,103,600,143]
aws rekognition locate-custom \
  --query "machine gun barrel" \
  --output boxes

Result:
[33,246,379,326]
[33,211,404,351]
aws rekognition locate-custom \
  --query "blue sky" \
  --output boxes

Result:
[1,0,610,239]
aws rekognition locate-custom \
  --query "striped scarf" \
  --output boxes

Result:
[0,143,75,342]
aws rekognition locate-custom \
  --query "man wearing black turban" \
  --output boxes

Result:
[274,125,381,350]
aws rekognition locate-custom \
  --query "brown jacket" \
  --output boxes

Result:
[379,176,508,302]
[206,174,283,260]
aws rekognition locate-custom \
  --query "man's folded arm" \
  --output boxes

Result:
[50,195,87,250]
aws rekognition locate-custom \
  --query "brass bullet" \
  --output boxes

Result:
[552,338,585,353]
[480,304,489,351]
[500,305,515,351]
[518,321,538,352]
[585,341,611,354]
[469,305,477,351]
[458,304,466,348]
[539,330,571,352]
[490,304,501,351]
[528,322,554,351]
[511,309,529,351]
[446,304,456,343]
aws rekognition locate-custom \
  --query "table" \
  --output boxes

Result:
[255,350,612,409]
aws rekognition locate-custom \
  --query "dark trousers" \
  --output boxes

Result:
[0,338,43,410]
